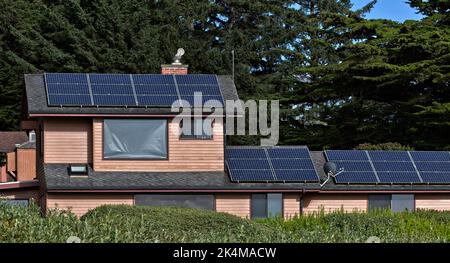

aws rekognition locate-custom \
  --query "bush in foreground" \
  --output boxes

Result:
[2,203,450,243]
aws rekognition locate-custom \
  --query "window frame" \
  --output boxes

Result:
[250,193,283,219]
[102,118,169,160]
[179,117,214,140]
[368,194,392,211]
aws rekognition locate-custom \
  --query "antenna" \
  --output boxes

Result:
[231,50,235,80]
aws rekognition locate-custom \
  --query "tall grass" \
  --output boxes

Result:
[1,202,450,243]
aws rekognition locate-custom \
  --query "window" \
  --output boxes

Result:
[180,118,213,140]
[103,119,167,159]
[368,194,415,212]
[391,194,415,212]
[251,193,283,219]
[368,195,391,211]
[69,164,88,176]
[1,199,29,207]
[134,194,214,210]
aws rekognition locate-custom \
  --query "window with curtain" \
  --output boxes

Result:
[103,119,167,159]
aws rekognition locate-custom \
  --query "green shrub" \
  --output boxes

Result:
[2,203,450,243]
[354,142,414,151]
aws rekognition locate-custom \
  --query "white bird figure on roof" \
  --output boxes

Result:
[173,48,185,65]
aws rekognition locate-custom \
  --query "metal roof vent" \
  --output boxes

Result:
[29,130,36,143]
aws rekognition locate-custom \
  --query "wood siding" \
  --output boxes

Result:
[215,194,250,218]
[303,194,368,214]
[44,119,92,164]
[16,149,36,181]
[6,152,16,172]
[415,194,450,211]
[283,193,301,219]
[46,194,134,217]
[93,118,224,172]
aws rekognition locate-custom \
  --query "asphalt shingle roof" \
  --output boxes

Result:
[0,132,28,153]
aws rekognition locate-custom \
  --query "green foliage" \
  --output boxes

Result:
[354,142,414,151]
[3,204,450,242]
[0,0,448,150]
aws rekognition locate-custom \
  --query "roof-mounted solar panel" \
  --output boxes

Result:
[410,151,450,162]
[377,172,422,184]
[368,151,411,162]
[420,172,450,183]
[228,169,275,182]
[45,73,224,108]
[89,74,131,84]
[334,171,378,184]
[325,150,369,161]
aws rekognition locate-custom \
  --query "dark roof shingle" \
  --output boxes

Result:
[0,131,28,153]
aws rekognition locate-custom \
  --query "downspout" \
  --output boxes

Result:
[299,188,305,216]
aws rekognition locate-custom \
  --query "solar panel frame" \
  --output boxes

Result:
[377,172,422,184]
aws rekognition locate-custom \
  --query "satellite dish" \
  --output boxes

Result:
[323,161,337,175]
[173,48,185,65]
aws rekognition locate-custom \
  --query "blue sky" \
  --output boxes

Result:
[351,0,424,22]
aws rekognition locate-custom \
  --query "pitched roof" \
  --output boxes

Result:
[24,74,239,116]
[44,164,320,191]
[0,132,28,153]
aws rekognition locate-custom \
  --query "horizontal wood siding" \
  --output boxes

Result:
[16,149,36,181]
[6,152,16,172]
[93,118,224,172]
[415,194,450,211]
[283,194,301,219]
[46,194,134,217]
[303,194,368,214]
[215,194,250,218]
[44,119,92,164]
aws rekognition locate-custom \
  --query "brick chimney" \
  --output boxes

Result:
[161,48,188,75]
[161,64,188,75]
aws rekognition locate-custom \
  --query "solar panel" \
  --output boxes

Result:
[225,147,319,183]
[267,148,310,159]
[91,84,134,95]
[333,161,373,171]
[177,85,222,95]
[334,171,378,183]
[410,151,450,162]
[45,73,225,107]
[175,74,217,85]
[420,172,450,183]
[415,162,450,172]
[325,150,369,161]
[133,74,174,85]
[270,159,315,170]
[136,95,180,106]
[92,95,136,106]
[228,169,275,182]
[226,148,267,159]
[377,172,422,183]
[45,73,88,84]
[368,151,411,161]
[180,95,224,106]
[227,159,271,170]
[47,83,90,94]
[48,94,92,105]
[274,169,319,182]
[372,161,416,171]
[134,85,178,95]
[89,74,131,84]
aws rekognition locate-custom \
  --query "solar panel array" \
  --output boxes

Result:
[44,73,223,107]
[325,150,450,185]
[225,147,319,183]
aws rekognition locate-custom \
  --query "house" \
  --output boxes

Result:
[2,56,450,218]
[0,131,39,205]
